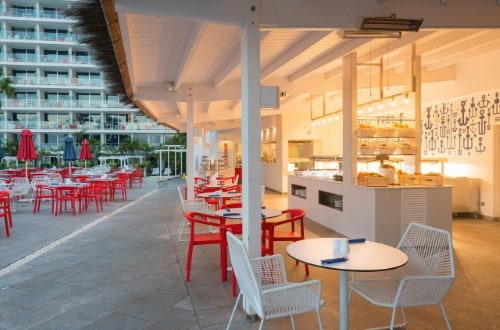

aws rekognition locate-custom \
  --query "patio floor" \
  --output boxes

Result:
[0,177,498,329]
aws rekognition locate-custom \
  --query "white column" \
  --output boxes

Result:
[241,0,261,258]
[343,52,357,185]
[186,88,195,200]
[414,54,422,174]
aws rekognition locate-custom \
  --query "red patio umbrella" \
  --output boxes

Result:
[79,139,93,168]
[16,129,37,178]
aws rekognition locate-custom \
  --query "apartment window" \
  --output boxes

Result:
[45,71,69,85]
[12,48,35,62]
[44,28,68,41]
[106,114,127,130]
[12,5,35,17]
[75,51,90,64]
[76,93,101,108]
[40,8,56,19]
[45,93,69,107]
[15,92,37,105]
[43,50,68,63]
[45,114,69,129]
[11,27,35,40]
[14,113,37,129]
[13,70,36,84]
[76,72,101,86]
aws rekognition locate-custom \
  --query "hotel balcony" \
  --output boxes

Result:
[0,120,172,132]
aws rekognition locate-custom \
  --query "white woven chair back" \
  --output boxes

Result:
[226,232,264,318]
[397,222,455,279]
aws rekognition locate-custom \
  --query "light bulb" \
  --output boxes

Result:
[390,99,396,107]
[368,106,373,112]
[404,94,410,104]
[378,103,384,110]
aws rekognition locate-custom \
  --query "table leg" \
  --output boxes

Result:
[339,270,348,330]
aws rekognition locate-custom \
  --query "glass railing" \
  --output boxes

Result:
[3,8,70,20]
[12,76,105,87]
[7,53,37,62]
[1,98,147,110]
[0,120,171,132]
[2,52,95,65]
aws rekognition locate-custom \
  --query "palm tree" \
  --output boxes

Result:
[0,68,16,99]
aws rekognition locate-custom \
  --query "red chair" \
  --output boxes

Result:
[184,212,228,282]
[33,184,55,214]
[196,186,221,211]
[262,208,309,275]
[54,186,79,216]
[81,181,105,212]
[0,191,13,237]
[221,185,241,206]
[131,168,143,188]
[110,176,127,201]
[194,177,208,185]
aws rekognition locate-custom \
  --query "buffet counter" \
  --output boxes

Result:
[289,175,452,247]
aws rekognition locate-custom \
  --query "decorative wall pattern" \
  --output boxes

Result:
[422,91,499,156]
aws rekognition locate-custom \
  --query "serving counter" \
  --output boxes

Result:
[289,175,452,247]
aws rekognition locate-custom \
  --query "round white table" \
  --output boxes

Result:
[197,191,242,208]
[214,207,281,219]
[286,238,408,330]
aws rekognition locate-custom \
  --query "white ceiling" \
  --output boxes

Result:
[112,0,500,132]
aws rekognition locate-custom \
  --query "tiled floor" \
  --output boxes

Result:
[0,177,498,329]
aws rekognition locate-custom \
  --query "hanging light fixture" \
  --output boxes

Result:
[404,93,410,104]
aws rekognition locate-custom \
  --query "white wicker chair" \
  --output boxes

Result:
[226,231,323,330]
[177,186,210,241]
[10,177,32,211]
[349,223,455,329]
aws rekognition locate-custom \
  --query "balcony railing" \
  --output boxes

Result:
[12,76,104,87]
[2,53,96,65]
[0,121,172,131]
[1,30,81,42]
[3,8,72,20]
[3,99,126,109]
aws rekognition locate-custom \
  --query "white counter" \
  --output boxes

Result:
[289,175,452,247]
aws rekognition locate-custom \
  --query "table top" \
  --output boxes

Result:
[286,237,408,272]
[197,191,241,199]
[215,207,281,219]
[48,182,89,188]
[87,177,117,182]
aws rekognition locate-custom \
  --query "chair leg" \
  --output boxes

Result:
[232,271,237,297]
[389,306,407,330]
[185,243,194,281]
[226,292,242,330]
[440,303,452,329]
[178,216,189,242]
[221,244,228,282]
[3,215,9,237]
[316,309,323,330]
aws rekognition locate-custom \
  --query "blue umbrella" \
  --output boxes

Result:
[63,135,77,175]
[0,144,4,161]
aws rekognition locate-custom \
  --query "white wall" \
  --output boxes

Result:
[421,49,500,218]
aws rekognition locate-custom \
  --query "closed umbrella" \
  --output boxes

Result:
[0,143,4,161]
[17,129,37,178]
[79,139,92,168]
[63,135,78,175]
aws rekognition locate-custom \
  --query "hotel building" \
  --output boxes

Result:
[0,0,175,153]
